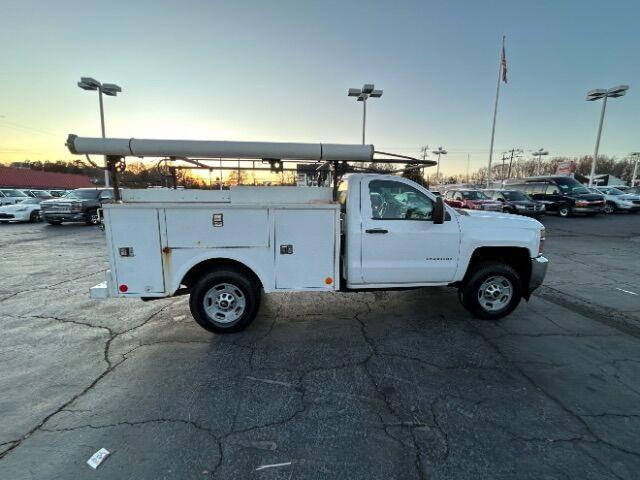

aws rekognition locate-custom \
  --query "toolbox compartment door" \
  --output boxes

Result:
[274,209,336,290]
[107,208,165,294]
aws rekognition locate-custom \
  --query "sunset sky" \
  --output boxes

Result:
[1,0,639,177]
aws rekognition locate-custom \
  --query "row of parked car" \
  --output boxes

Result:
[438,175,640,218]
[0,187,113,224]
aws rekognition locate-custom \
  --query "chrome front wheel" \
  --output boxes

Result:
[477,275,513,312]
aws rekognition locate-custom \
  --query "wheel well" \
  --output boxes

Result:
[465,247,531,296]
[181,258,263,291]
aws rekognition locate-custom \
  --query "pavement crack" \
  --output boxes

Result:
[0,300,178,462]
[469,319,640,459]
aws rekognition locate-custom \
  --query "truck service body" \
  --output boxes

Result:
[67,135,548,333]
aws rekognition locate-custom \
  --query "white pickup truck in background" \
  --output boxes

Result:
[90,173,547,333]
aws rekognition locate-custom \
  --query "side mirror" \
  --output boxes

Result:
[433,196,445,224]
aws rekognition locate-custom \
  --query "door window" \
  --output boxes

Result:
[546,185,560,195]
[369,180,434,220]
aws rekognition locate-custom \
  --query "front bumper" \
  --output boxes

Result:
[572,206,604,214]
[529,256,548,293]
[42,212,85,222]
[0,211,29,221]
[614,202,640,211]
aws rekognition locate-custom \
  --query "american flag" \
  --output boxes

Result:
[501,44,508,83]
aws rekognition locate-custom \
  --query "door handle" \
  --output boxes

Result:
[365,228,388,234]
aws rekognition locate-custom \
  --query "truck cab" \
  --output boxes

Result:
[91,173,548,333]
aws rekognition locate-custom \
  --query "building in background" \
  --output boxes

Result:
[0,166,93,190]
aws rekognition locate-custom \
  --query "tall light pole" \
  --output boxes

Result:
[631,152,640,187]
[532,148,549,175]
[586,85,629,186]
[432,147,447,181]
[348,84,383,144]
[78,77,122,187]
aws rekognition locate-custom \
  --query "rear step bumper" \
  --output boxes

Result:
[90,281,109,299]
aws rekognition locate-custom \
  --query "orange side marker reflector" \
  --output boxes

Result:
[325,277,333,285]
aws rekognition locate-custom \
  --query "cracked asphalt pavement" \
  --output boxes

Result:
[1,213,640,479]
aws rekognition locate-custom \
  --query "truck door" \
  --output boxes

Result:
[360,178,460,284]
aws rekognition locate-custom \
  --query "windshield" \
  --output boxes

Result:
[65,190,100,199]
[18,198,40,205]
[0,189,28,197]
[502,191,529,201]
[555,177,590,195]
[462,191,489,200]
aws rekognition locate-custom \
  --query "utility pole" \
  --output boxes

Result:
[501,148,521,182]
[466,154,471,184]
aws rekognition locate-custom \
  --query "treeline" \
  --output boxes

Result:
[440,154,638,185]
[11,159,296,188]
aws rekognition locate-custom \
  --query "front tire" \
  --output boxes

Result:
[86,210,100,225]
[189,269,261,333]
[29,210,40,223]
[460,261,522,320]
[604,202,615,214]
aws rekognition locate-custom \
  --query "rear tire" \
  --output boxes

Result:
[189,269,261,333]
[558,205,571,217]
[460,261,522,320]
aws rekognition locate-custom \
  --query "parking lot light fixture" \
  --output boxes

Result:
[432,147,447,181]
[347,83,383,144]
[532,148,549,175]
[586,85,629,186]
[77,77,123,187]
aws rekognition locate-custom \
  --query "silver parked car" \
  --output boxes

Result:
[588,186,640,214]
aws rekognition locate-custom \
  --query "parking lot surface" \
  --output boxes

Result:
[1,214,640,479]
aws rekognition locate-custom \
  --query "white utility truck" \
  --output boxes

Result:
[67,135,548,333]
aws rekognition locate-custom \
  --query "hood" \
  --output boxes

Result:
[41,197,85,205]
[457,208,543,228]
[621,194,640,201]
[572,193,604,201]
[0,203,31,212]
[466,199,500,205]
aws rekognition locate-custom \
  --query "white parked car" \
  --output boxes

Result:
[0,189,30,206]
[588,186,640,214]
[0,197,48,223]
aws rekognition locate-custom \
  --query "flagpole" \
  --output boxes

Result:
[487,36,505,187]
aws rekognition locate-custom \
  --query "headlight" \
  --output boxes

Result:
[515,204,526,209]
[539,228,545,255]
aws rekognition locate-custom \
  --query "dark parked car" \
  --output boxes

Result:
[506,176,604,217]
[484,189,545,218]
[40,188,114,225]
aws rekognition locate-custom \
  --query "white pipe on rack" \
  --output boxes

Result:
[66,134,374,162]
